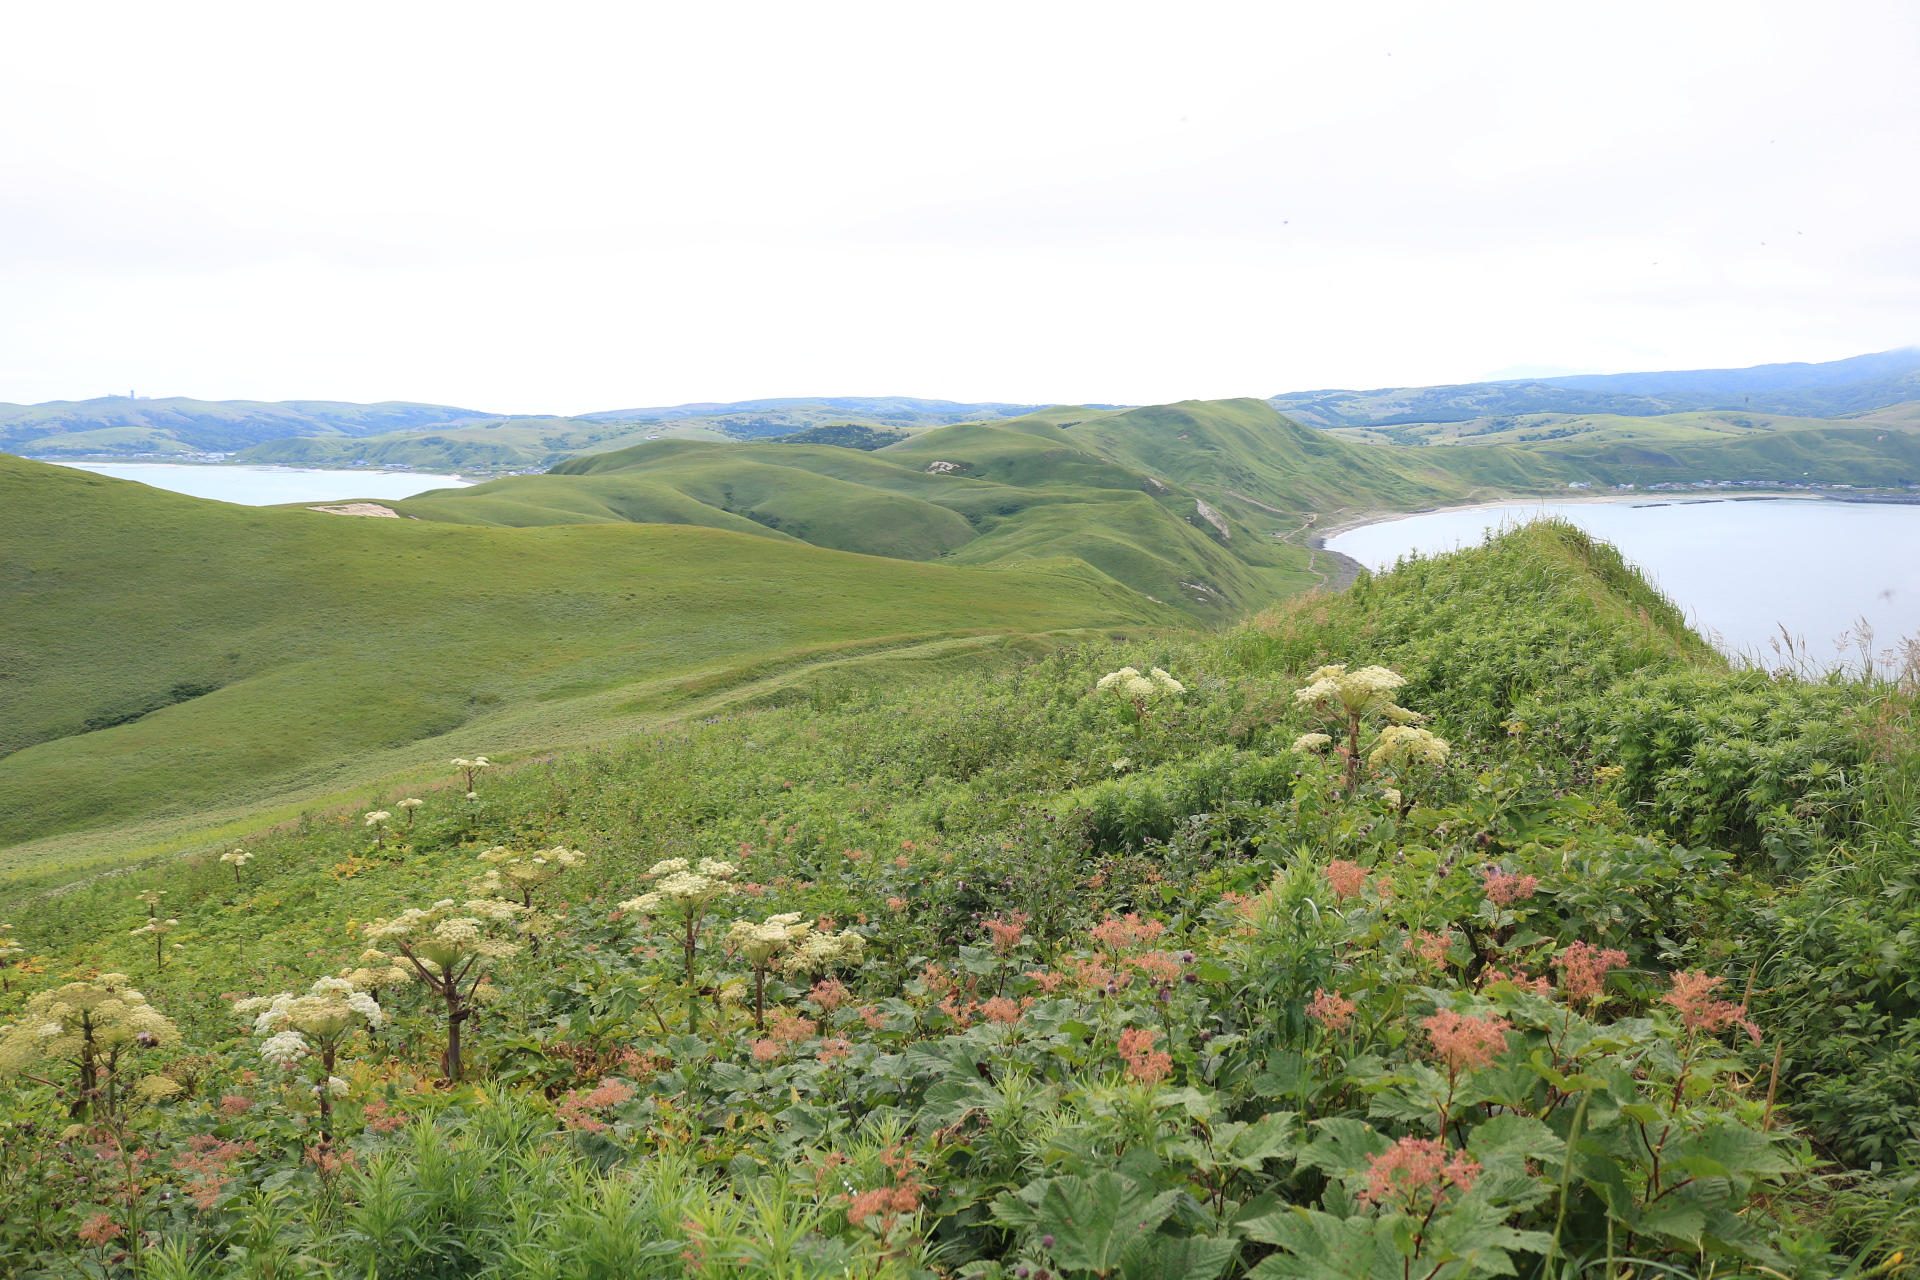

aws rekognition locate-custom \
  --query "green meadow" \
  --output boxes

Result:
[0,454,1183,882]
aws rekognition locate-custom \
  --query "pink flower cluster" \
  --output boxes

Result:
[1554,941,1628,1004]
[1118,1026,1172,1085]
[1326,860,1370,900]
[1663,971,1762,1044]
[1307,988,1356,1032]
[1359,1137,1481,1211]
[1422,1009,1512,1075]
[1481,868,1539,906]
[1091,913,1167,952]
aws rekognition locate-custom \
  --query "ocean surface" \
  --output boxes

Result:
[48,462,473,506]
[1325,497,1920,669]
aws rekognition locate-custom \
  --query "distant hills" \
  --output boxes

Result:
[575,396,1054,435]
[1269,346,1920,428]
[2,394,1059,464]
[7,351,1920,472]
[0,396,494,456]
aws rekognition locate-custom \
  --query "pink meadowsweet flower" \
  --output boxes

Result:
[1117,1026,1173,1085]
[817,1037,852,1064]
[1090,913,1166,952]
[1481,868,1539,906]
[1359,1137,1481,1212]
[1663,971,1762,1043]
[979,996,1023,1025]
[1307,988,1356,1032]
[76,1213,124,1247]
[1326,860,1369,900]
[982,912,1029,955]
[751,1039,782,1063]
[1554,941,1628,1004]
[809,978,850,1012]
[1414,929,1454,966]
[1422,1009,1513,1074]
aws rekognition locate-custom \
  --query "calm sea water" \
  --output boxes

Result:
[49,462,472,506]
[1326,498,1920,667]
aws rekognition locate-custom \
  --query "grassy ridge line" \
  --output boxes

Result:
[0,454,1187,855]
[539,420,1327,617]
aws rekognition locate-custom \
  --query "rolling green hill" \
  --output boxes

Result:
[0,453,1186,866]
[408,406,1374,617]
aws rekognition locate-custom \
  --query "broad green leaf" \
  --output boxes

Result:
[1466,1114,1564,1163]
[1241,1206,1390,1280]
[1023,1172,1183,1277]
[1118,1233,1239,1280]
[1299,1118,1392,1178]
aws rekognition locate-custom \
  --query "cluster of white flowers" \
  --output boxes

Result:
[471,846,587,902]
[342,948,414,991]
[311,1076,349,1098]
[1292,733,1334,753]
[1293,664,1420,720]
[726,912,811,966]
[130,917,178,938]
[1369,724,1451,768]
[363,901,523,971]
[781,927,866,977]
[1095,666,1185,698]
[219,849,253,867]
[618,858,739,915]
[0,975,180,1079]
[398,798,424,810]
[236,976,388,1042]
[364,810,391,827]
[259,1030,310,1069]
[451,756,491,771]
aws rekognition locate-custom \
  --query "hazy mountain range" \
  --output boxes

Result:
[3,348,1916,461]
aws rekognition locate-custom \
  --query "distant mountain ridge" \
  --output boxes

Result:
[0,396,492,455]
[1271,347,1920,428]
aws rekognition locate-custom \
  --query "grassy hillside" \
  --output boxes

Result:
[5,521,1914,1276]
[430,412,1344,617]
[0,454,1186,865]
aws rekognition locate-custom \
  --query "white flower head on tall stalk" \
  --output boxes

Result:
[362,900,521,1082]
[451,756,492,793]
[473,845,588,908]
[619,858,739,1031]
[0,974,180,1113]
[1096,666,1185,697]
[1291,663,1436,793]
[364,810,393,849]
[727,912,811,1027]
[219,850,252,868]
[343,948,415,992]
[131,918,180,971]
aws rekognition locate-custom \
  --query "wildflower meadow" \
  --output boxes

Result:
[1,522,1917,1279]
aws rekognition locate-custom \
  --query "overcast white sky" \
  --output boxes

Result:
[2,1,1915,414]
